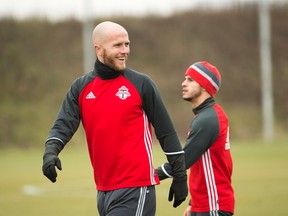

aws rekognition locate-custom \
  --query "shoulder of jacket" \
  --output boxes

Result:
[193,107,218,127]
[69,71,97,94]
[125,68,152,81]
[72,71,95,85]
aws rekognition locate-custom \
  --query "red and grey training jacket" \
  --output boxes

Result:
[157,97,235,214]
[46,59,184,191]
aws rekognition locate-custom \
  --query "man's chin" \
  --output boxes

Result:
[115,64,126,71]
[183,97,192,102]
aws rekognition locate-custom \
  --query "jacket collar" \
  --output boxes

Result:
[94,59,122,80]
[192,97,215,115]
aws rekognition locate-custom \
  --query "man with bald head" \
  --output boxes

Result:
[42,21,187,215]
[92,21,129,72]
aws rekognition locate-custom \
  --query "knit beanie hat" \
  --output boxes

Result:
[184,61,221,96]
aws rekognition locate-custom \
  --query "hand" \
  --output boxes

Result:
[183,205,191,216]
[42,154,62,183]
[168,176,188,208]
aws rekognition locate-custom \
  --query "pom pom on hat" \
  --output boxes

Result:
[184,61,221,96]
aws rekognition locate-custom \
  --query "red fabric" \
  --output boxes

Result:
[78,75,159,191]
[189,104,234,213]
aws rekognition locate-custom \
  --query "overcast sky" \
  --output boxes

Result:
[0,0,286,21]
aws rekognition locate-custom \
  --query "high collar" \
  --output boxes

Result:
[192,97,215,115]
[94,59,122,80]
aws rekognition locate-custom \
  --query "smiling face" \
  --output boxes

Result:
[93,22,130,71]
[100,32,130,71]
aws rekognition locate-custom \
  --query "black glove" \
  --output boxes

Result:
[42,140,64,183]
[166,153,188,208]
[168,175,188,208]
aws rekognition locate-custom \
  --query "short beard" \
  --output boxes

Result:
[183,90,202,103]
[103,50,126,72]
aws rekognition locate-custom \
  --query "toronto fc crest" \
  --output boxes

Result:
[116,86,131,100]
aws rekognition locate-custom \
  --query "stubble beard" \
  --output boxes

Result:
[183,88,202,103]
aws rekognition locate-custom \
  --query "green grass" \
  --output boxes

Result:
[0,138,288,215]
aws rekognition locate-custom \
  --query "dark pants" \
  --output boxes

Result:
[97,186,156,216]
[191,210,233,216]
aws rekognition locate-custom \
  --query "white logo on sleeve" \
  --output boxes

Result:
[86,91,96,99]
[116,86,131,100]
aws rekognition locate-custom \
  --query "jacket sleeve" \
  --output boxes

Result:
[183,113,219,168]
[141,76,187,180]
[156,110,219,179]
[141,76,183,154]
[46,79,81,146]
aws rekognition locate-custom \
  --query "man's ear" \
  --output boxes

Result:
[95,45,102,57]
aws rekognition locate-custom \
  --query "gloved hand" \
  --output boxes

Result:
[42,154,62,183]
[42,140,64,183]
[168,175,188,208]
[166,153,188,208]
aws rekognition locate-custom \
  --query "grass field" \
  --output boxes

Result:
[0,137,287,216]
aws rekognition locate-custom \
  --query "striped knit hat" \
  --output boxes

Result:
[185,61,221,96]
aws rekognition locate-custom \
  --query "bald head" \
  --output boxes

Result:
[92,21,130,71]
[92,21,128,46]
